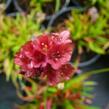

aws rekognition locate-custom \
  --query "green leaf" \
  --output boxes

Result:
[47,87,57,93]
[88,42,105,54]
[64,100,75,109]
[81,105,100,109]
[84,81,97,86]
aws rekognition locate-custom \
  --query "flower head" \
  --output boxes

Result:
[33,34,52,54]
[48,43,73,69]
[15,41,46,71]
[14,30,75,85]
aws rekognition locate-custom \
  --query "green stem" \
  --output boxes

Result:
[55,0,60,12]
[84,67,109,76]
[65,68,109,90]
[44,86,48,109]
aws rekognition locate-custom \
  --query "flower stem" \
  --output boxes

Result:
[84,67,109,76]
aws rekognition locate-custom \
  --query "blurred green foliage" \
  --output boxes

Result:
[16,72,100,109]
[16,67,109,109]
[0,11,43,83]
[66,8,109,54]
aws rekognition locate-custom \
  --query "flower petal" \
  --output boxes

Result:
[41,64,75,85]
[60,30,71,43]
[31,50,46,68]
[33,34,52,54]
[14,52,31,70]
[51,30,72,44]
[42,64,60,85]
[48,43,73,69]
[59,63,75,80]
[21,41,35,58]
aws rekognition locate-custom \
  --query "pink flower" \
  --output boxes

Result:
[31,50,46,67]
[47,43,73,69]
[51,30,72,44]
[33,34,52,54]
[14,30,75,85]
[15,41,46,67]
[21,41,35,58]
[42,63,75,85]
[20,67,42,78]
[15,52,31,70]
[41,64,60,85]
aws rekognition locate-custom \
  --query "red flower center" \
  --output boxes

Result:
[35,51,45,62]
[50,51,62,61]
[41,43,48,52]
